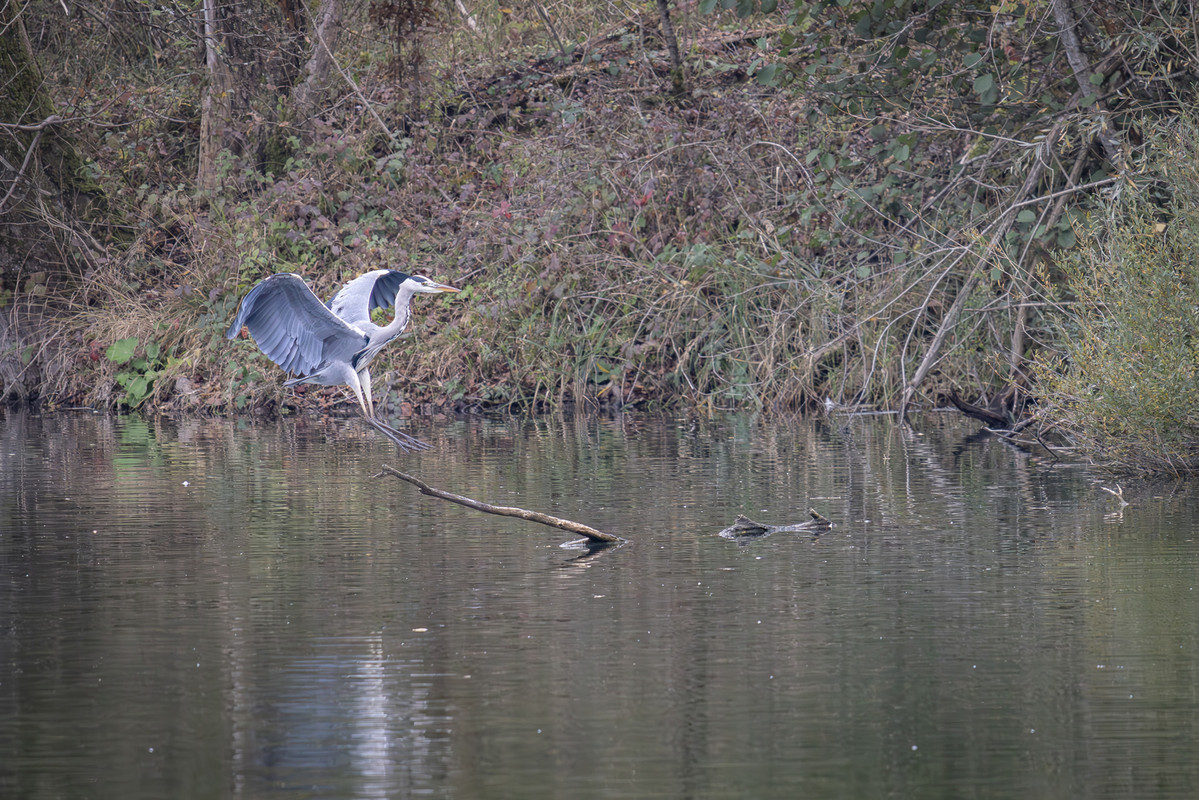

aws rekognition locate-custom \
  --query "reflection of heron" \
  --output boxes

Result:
[226,270,460,451]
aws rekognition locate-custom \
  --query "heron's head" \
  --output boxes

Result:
[406,275,460,294]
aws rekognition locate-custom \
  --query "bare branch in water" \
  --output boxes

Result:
[373,464,624,544]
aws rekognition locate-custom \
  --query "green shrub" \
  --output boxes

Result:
[1041,120,1199,474]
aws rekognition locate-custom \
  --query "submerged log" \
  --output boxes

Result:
[718,509,832,540]
[374,464,624,544]
[946,390,1011,427]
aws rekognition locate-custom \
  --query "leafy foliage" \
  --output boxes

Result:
[1040,119,1199,474]
[7,0,1199,422]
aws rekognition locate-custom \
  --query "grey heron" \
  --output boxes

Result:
[226,269,460,451]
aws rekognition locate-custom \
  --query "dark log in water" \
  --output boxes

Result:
[374,464,624,544]
[719,510,833,540]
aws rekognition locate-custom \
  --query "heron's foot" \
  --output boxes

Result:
[365,416,432,453]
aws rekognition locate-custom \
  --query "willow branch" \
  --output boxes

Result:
[373,465,624,544]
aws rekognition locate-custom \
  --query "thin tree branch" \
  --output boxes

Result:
[899,123,1066,419]
[300,0,400,149]
[373,464,624,544]
[290,0,342,134]
[533,2,565,59]
[454,0,478,32]
[0,114,59,216]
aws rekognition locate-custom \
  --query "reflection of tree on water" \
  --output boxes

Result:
[7,413,1199,798]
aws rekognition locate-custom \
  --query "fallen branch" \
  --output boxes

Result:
[718,510,832,540]
[373,464,624,544]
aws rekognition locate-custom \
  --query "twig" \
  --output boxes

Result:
[454,0,478,32]
[898,122,1064,420]
[373,464,624,544]
[533,2,566,59]
[300,0,400,150]
[1100,484,1129,507]
[0,114,59,216]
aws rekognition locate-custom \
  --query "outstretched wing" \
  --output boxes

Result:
[226,273,367,376]
[327,269,407,327]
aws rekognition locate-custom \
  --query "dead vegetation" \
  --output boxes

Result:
[3,0,1198,440]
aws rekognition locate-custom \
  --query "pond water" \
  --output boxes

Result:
[2,410,1199,799]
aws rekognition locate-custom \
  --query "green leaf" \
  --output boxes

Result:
[755,63,779,86]
[106,337,138,365]
[145,340,160,360]
[699,0,717,12]
[760,0,778,11]
[1089,71,1105,85]
[126,375,150,405]
[855,263,872,279]
[893,143,910,162]
[973,73,994,95]
[990,267,1003,282]
[1057,227,1077,249]
[1016,209,1037,223]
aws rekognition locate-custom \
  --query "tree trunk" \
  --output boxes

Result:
[0,5,94,275]
[289,0,343,138]
[197,0,236,192]
[655,0,686,95]
[1050,0,1123,169]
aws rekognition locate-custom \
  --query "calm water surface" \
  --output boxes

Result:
[2,411,1199,798]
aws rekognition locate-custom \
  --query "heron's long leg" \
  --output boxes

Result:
[350,367,430,452]
[345,369,374,419]
[366,417,430,453]
[368,412,432,451]
[360,368,376,419]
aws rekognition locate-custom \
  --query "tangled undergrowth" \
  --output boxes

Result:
[4,0,1199,465]
[1039,122,1199,475]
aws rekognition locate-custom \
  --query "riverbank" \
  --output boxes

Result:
[4,2,1199,470]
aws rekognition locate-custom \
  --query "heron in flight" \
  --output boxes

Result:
[226,269,460,451]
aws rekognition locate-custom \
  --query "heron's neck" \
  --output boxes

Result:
[355,285,416,371]
[379,285,416,339]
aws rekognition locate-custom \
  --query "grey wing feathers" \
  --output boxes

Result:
[226,273,366,376]
[368,270,406,312]
[328,269,405,326]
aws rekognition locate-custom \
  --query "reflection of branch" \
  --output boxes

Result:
[373,464,624,544]
[0,114,60,216]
